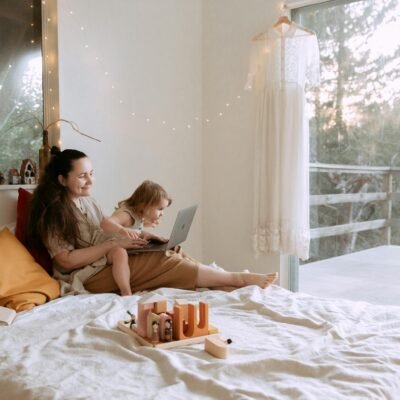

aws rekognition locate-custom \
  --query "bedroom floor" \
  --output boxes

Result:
[299,245,400,306]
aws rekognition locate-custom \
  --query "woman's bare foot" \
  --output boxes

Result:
[120,288,132,296]
[234,272,278,289]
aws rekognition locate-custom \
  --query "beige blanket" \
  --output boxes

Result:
[1,286,400,399]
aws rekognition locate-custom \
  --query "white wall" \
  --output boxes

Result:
[202,0,284,274]
[57,0,203,259]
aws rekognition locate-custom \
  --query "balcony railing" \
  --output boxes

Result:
[310,163,400,244]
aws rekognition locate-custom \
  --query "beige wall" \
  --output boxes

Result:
[56,0,203,259]
[202,0,284,273]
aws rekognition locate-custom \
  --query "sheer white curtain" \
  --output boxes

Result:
[246,24,320,260]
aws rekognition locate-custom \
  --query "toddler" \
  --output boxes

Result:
[101,180,172,295]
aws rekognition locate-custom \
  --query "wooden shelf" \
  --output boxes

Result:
[0,184,36,191]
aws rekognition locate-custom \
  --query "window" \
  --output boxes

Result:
[293,0,400,262]
[0,0,43,179]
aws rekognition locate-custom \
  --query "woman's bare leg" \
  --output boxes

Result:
[107,247,132,296]
[196,264,278,289]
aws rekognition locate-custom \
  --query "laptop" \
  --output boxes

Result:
[128,205,198,254]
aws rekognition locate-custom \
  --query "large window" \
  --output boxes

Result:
[0,0,43,178]
[293,0,400,262]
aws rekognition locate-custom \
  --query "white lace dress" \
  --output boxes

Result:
[246,23,320,260]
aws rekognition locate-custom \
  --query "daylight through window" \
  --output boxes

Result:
[293,0,400,262]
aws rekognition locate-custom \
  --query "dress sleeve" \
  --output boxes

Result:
[46,233,74,258]
[244,37,265,91]
[305,34,320,88]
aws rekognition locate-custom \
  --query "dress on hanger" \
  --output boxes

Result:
[246,23,320,259]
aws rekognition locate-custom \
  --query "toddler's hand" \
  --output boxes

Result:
[117,237,148,249]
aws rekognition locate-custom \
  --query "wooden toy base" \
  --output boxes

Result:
[118,321,219,349]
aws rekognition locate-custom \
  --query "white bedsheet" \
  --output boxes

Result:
[1,286,400,400]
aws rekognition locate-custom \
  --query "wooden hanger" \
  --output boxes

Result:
[252,6,315,41]
[273,15,291,31]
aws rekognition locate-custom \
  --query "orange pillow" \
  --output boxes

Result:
[0,228,60,312]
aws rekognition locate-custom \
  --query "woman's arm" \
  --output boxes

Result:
[100,212,140,239]
[53,237,147,271]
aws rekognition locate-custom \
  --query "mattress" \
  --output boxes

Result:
[1,285,400,399]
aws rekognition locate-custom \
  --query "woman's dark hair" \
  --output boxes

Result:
[28,149,88,248]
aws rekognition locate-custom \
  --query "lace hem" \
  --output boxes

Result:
[253,226,310,260]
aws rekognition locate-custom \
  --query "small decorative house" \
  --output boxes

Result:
[20,159,37,184]
[8,168,20,184]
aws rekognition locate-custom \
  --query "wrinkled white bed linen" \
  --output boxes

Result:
[1,285,400,400]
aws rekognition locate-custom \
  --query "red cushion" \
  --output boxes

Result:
[15,188,53,275]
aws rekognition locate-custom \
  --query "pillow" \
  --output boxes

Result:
[15,188,53,275]
[0,228,60,312]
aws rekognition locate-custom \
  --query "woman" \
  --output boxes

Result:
[28,149,278,295]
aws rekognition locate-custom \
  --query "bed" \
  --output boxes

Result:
[2,284,400,399]
[1,189,400,399]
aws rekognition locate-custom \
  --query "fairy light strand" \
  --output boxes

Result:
[43,1,246,133]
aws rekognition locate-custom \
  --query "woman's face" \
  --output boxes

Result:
[142,198,169,227]
[58,157,95,199]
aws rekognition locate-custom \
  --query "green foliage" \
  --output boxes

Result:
[297,0,400,262]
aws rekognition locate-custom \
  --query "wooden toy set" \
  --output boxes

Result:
[118,293,231,357]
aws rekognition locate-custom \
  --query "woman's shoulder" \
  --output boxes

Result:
[80,196,104,217]
[80,196,100,208]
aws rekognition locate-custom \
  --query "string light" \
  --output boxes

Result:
[53,3,251,133]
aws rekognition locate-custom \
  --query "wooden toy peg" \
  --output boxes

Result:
[173,302,209,340]
[153,300,167,314]
[174,299,189,320]
[185,302,209,338]
[204,336,232,359]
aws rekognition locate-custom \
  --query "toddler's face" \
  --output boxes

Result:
[142,198,169,227]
